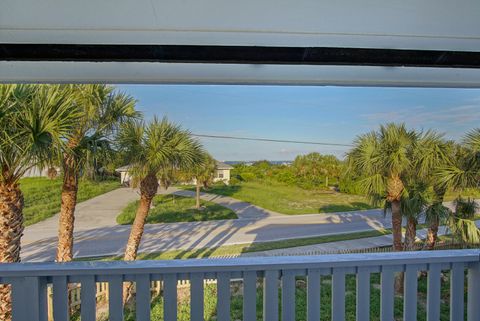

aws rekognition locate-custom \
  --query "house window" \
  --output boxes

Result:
[218,173,224,178]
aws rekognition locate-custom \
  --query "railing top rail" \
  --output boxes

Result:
[1,250,478,277]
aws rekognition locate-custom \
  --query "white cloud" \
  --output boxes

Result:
[361,101,480,128]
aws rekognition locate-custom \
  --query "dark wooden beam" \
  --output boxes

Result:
[1,44,480,68]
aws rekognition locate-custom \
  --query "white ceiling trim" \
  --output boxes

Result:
[2,61,480,88]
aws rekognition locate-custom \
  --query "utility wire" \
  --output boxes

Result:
[192,134,353,147]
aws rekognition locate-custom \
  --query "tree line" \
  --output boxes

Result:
[230,154,342,190]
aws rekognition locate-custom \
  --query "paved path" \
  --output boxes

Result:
[22,188,140,245]
[20,187,473,262]
[239,223,480,257]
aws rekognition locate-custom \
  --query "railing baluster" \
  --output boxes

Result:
[191,273,205,321]
[263,270,279,321]
[450,262,464,321]
[281,270,295,321]
[307,269,321,321]
[136,274,151,321]
[217,272,231,321]
[332,268,345,321]
[11,276,48,321]
[403,265,418,321]
[380,266,394,321]
[11,279,26,321]
[108,275,124,321]
[243,271,257,321]
[164,274,177,321]
[356,267,370,321]
[52,276,69,321]
[427,264,441,321]
[468,262,480,321]
[80,275,96,321]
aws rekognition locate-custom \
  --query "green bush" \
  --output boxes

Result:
[238,172,256,182]
[338,176,364,195]
[273,169,296,185]
[228,176,242,185]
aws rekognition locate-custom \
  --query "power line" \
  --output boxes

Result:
[192,134,353,147]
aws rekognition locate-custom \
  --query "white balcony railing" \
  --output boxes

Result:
[1,249,479,321]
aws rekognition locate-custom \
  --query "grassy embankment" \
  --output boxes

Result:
[183,180,375,214]
[22,177,120,226]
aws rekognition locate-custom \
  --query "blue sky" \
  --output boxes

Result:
[117,85,480,161]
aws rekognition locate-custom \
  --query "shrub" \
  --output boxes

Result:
[338,176,364,195]
[229,176,241,185]
[239,172,256,182]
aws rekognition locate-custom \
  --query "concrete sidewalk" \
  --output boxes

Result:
[239,222,480,257]
[22,187,140,245]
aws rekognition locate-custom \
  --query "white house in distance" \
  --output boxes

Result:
[22,166,61,178]
[214,161,233,183]
[116,161,233,186]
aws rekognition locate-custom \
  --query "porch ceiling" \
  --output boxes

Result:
[2,0,480,86]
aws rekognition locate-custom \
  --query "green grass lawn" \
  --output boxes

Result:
[116,194,238,225]
[122,270,456,321]
[22,177,120,226]
[84,229,390,261]
[190,181,375,215]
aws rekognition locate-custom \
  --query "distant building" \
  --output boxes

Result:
[22,166,60,178]
[213,161,233,184]
[115,160,233,186]
[115,165,132,185]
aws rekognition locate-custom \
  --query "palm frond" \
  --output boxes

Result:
[116,116,204,183]
[0,84,81,184]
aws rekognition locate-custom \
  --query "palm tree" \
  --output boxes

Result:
[117,117,203,261]
[181,153,217,208]
[347,123,418,251]
[158,165,177,190]
[449,197,480,245]
[437,129,480,245]
[400,181,430,251]
[56,85,138,262]
[413,131,451,249]
[322,154,341,187]
[438,129,480,188]
[0,84,79,320]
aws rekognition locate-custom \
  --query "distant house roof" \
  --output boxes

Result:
[216,161,233,170]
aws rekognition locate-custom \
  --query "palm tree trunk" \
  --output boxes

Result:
[123,174,158,303]
[426,216,439,250]
[427,187,446,250]
[0,183,24,321]
[124,195,153,261]
[124,174,159,261]
[404,217,417,251]
[391,199,405,293]
[391,200,403,251]
[195,181,201,209]
[56,154,79,262]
